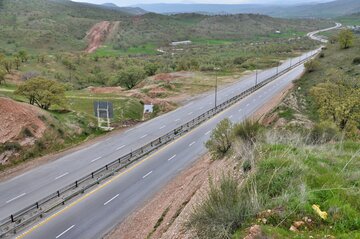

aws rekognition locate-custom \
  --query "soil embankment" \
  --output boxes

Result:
[0,97,46,144]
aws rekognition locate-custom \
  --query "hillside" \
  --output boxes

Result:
[135,0,360,18]
[0,0,333,54]
[110,13,332,50]
[0,0,138,52]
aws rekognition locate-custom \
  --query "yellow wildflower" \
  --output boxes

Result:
[312,204,328,220]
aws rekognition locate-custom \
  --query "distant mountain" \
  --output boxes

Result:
[99,2,147,15]
[102,3,118,8]
[134,0,360,18]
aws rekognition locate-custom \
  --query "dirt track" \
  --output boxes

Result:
[85,21,113,53]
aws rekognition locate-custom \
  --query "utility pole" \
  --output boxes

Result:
[255,70,258,86]
[214,67,220,108]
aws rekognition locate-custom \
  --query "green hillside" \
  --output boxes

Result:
[0,0,134,53]
[0,0,333,54]
[110,13,332,50]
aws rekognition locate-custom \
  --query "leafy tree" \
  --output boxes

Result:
[14,57,21,70]
[116,66,146,90]
[144,63,158,76]
[17,50,28,62]
[15,78,66,110]
[338,29,354,49]
[0,69,6,84]
[205,118,234,159]
[2,59,13,74]
[310,82,360,131]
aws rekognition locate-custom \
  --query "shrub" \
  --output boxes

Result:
[304,59,320,73]
[234,120,262,144]
[205,118,234,159]
[3,142,22,151]
[353,57,360,65]
[233,56,247,65]
[319,52,325,58]
[309,121,340,144]
[188,175,251,239]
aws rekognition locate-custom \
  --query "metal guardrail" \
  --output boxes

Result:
[0,51,318,238]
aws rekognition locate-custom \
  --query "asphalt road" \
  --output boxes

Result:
[307,23,342,43]
[18,59,310,239]
[0,50,317,221]
[1,23,340,238]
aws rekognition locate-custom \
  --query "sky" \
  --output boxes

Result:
[72,0,333,7]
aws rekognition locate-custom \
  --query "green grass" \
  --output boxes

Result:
[191,39,237,45]
[93,44,158,57]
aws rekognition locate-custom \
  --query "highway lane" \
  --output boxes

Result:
[18,58,308,239]
[0,50,318,220]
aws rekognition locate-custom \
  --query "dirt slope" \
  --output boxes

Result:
[0,97,46,145]
[85,21,118,53]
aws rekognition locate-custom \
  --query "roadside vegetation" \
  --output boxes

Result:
[189,30,360,239]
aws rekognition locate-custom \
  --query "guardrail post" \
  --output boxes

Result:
[36,202,39,209]
[106,165,108,170]
[57,191,60,197]
[11,215,14,223]
[75,181,78,188]
[92,172,94,178]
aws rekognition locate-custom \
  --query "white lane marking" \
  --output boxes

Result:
[56,225,75,239]
[140,134,148,139]
[116,145,126,151]
[6,193,26,204]
[189,141,196,147]
[205,130,211,135]
[168,155,176,161]
[103,194,119,206]
[229,115,233,119]
[55,172,69,180]
[126,128,134,133]
[188,112,193,115]
[91,156,102,163]
[142,171,153,179]
[174,119,180,122]
[246,103,250,107]
[159,125,166,129]
[199,106,204,110]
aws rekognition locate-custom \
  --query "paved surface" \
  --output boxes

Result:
[2,23,340,239]
[0,50,316,221]
[18,59,310,239]
[307,23,342,43]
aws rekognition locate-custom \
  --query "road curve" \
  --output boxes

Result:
[307,22,342,43]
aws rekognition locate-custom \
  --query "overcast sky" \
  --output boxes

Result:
[72,0,333,7]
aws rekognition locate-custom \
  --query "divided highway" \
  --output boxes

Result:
[0,51,315,221]
[0,23,340,238]
[17,57,312,239]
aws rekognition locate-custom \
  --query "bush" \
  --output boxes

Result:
[188,175,251,239]
[233,56,247,65]
[234,120,262,144]
[353,57,360,65]
[304,59,320,73]
[319,52,325,58]
[309,122,340,144]
[3,142,22,151]
[205,119,234,159]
